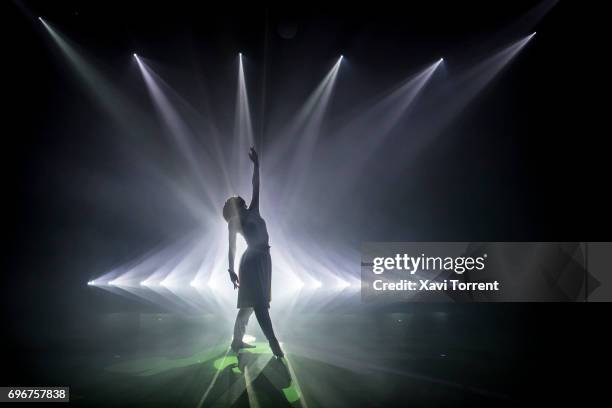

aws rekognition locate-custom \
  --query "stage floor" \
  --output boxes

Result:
[5,308,528,406]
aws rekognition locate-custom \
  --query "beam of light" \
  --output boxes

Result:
[233,53,256,194]
[273,58,442,225]
[38,19,139,130]
[36,19,212,230]
[196,345,232,408]
[336,279,350,290]
[190,227,225,288]
[267,56,344,174]
[277,56,343,148]
[93,265,209,315]
[281,354,309,408]
[244,365,261,408]
[128,72,224,222]
[415,32,536,131]
[309,35,534,221]
[89,233,231,315]
[299,55,343,137]
[490,0,556,48]
[159,238,210,287]
[337,57,443,149]
[133,53,233,198]
[374,33,538,179]
[278,56,343,210]
[211,347,273,406]
[134,56,218,215]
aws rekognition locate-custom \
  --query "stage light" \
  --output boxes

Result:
[189,280,197,287]
[312,280,322,289]
[87,281,94,286]
[291,279,305,290]
[337,279,350,289]
[140,281,148,286]
[38,17,44,22]
[290,280,304,291]
[133,53,138,59]
[109,280,117,286]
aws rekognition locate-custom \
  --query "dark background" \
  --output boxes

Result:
[3,0,609,404]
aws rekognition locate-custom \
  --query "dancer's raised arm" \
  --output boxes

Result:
[248,147,260,212]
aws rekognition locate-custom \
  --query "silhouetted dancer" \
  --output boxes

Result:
[223,147,284,358]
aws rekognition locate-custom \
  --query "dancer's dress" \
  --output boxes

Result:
[236,209,271,309]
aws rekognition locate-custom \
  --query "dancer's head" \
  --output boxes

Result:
[223,196,246,222]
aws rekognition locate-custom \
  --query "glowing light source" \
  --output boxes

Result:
[189,280,197,287]
[312,280,322,289]
[133,53,138,59]
[108,280,117,286]
[87,281,94,286]
[337,279,350,290]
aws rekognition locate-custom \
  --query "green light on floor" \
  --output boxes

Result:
[282,383,300,404]
[213,355,238,371]
[106,344,228,376]
[213,342,273,372]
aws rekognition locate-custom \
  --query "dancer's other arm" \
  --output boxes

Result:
[228,219,239,289]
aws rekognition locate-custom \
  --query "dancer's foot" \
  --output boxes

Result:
[231,340,256,353]
[269,338,284,358]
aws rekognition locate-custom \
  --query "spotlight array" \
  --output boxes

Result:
[37,18,536,315]
[88,278,354,291]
